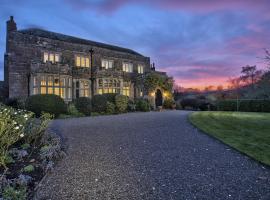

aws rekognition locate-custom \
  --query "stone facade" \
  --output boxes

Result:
[4,16,168,104]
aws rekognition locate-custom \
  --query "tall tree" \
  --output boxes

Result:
[240,65,262,87]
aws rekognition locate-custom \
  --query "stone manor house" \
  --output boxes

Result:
[3,16,169,105]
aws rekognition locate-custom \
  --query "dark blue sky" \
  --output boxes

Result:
[1,0,270,88]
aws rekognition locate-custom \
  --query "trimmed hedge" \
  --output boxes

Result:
[217,100,270,112]
[106,101,115,114]
[115,94,129,113]
[74,97,92,116]
[135,99,150,112]
[26,94,67,117]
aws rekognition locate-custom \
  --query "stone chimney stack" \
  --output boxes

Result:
[7,16,17,32]
[6,16,17,52]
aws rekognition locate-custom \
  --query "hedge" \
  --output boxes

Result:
[163,99,175,109]
[217,100,270,112]
[92,94,117,113]
[25,94,67,117]
[135,99,150,112]
[74,97,92,116]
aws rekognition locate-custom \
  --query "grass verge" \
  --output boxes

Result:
[189,111,270,166]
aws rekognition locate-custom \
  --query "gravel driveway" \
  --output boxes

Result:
[35,111,270,200]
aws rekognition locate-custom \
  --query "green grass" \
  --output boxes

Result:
[189,111,270,166]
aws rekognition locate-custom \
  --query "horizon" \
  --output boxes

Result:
[0,0,269,89]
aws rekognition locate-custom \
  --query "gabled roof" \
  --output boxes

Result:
[18,28,143,56]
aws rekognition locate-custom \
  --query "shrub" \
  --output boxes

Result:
[74,97,92,116]
[163,99,175,109]
[2,186,27,200]
[0,106,33,168]
[105,101,115,114]
[67,103,85,117]
[136,99,150,112]
[25,94,66,117]
[23,164,34,172]
[181,98,199,110]
[115,95,129,113]
[4,97,27,109]
[128,100,136,112]
[24,113,52,146]
[92,95,108,113]
[175,100,182,110]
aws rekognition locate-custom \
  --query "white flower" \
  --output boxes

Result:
[15,126,20,130]
[24,114,28,118]
[14,112,17,114]
[20,133,24,138]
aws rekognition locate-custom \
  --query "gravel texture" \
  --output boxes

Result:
[35,111,270,200]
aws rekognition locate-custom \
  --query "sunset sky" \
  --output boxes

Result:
[0,0,269,89]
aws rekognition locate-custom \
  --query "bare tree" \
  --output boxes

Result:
[240,65,262,88]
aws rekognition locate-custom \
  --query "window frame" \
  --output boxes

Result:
[43,52,60,64]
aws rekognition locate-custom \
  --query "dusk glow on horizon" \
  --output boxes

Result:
[0,0,270,89]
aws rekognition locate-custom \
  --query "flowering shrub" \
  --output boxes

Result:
[0,105,33,168]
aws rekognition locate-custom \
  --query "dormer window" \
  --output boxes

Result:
[138,65,144,74]
[75,55,90,67]
[102,59,113,69]
[43,52,60,63]
[123,62,133,72]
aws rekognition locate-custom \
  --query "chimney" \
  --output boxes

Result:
[6,16,17,52]
[7,16,17,32]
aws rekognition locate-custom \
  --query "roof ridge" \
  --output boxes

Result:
[18,28,143,56]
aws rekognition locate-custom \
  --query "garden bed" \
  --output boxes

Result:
[0,105,64,200]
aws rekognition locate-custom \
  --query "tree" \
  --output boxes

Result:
[216,85,223,91]
[263,48,270,67]
[240,65,262,87]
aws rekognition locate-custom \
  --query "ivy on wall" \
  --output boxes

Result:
[143,72,174,93]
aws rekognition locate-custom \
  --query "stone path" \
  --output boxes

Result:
[35,111,270,200]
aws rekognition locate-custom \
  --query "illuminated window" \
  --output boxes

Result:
[55,54,59,62]
[33,75,70,99]
[76,55,90,67]
[138,65,144,74]
[43,52,60,63]
[122,63,133,72]
[76,56,81,67]
[102,59,113,69]
[123,82,130,97]
[43,53,49,63]
[97,78,120,94]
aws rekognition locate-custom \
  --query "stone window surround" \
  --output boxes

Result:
[75,54,90,68]
[43,51,61,64]
[122,62,133,73]
[31,74,72,100]
[101,59,114,69]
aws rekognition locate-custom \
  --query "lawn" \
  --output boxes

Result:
[189,111,270,166]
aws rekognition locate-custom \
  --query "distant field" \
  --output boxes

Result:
[189,111,270,166]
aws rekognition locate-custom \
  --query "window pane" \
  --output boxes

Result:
[109,61,113,68]
[54,78,60,86]
[41,87,46,94]
[55,54,59,62]
[33,87,38,95]
[49,53,54,63]
[68,88,72,99]
[41,76,46,86]
[60,78,65,87]
[33,77,37,86]
[60,88,65,98]
[44,52,48,63]
[81,57,85,67]
[102,60,106,68]
[48,76,53,86]
[98,89,103,94]
[76,56,81,67]
[54,87,60,96]
[48,87,53,94]
[85,58,90,67]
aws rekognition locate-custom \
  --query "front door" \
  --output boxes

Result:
[155,89,163,107]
